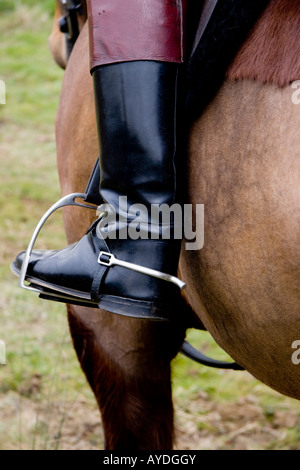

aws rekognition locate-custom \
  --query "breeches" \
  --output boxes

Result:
[86,0,187,71]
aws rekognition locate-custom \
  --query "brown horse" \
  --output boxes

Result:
[49,0,300,449]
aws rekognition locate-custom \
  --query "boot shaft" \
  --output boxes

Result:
[93,61,181,210]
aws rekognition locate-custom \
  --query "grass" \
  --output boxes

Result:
[1,2,300,451]
[0,2,99,450]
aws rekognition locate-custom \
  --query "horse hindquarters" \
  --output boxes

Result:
[181,78,300,400]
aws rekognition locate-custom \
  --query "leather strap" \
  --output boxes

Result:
[84,158,101,205]
[191,0,219,56]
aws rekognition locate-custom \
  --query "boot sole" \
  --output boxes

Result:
[10,261,169,321]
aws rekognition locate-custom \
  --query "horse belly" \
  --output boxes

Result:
[181,79,300,399]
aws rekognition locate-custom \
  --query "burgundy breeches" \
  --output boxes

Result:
[86,0,186,71]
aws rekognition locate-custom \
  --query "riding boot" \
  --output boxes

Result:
[11,0,187,321]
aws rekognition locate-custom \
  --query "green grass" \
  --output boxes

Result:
[1,2,300,451]
[0,0,54,14]
[0,2,99,450]
[0,6,62,128]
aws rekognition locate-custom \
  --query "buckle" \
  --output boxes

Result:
[98,251,114,267]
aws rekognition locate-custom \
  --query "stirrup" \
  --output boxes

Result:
[18,192,97,302]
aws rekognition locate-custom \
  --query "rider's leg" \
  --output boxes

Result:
[11,0,186,321]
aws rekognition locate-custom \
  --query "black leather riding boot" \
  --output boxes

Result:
[11,60,185,321]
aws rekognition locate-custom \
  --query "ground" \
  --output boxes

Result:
[1,375,300,450]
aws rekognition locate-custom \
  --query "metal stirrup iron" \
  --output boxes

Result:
[18,193,97,295]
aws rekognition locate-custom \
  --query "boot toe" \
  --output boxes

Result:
[14,251,25,272]
[11,250,53,275]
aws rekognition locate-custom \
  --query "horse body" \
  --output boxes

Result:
[182,78,300,398]
[181,0,300,399]
[49,0,300,448]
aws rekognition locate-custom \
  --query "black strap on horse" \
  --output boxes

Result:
[58,0,83,59]
[181,341,244,370]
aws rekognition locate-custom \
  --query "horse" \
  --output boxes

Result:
[48,0,300,449]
